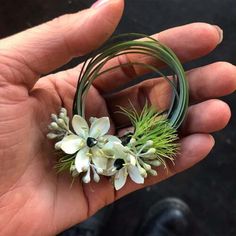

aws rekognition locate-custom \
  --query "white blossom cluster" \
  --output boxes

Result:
[47,108,161,190]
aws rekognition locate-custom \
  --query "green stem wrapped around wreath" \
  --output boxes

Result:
[47,33,189,190]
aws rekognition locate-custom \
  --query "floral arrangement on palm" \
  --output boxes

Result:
[47,34,189,190]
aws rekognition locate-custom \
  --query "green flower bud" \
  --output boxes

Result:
[93,172,100,183]
[47,133,58,139]
[142,162,152,171]
[138,165,147,178]
[60,107,67,115]
[130,138,136,145]
[148,169,158,176]
[146,140,153,147]
[51,114,58,122]
[82,172,91,184]
[50,122,59,130]
[151,160,162,167]
[147,148,156,154]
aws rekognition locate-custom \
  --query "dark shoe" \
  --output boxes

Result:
[137,198,198,236]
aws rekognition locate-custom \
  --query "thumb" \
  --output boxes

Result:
[0,0,124,89]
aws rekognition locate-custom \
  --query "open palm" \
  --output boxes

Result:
[0,1,235,235]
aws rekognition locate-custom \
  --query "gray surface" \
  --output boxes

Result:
[0,0,235,235]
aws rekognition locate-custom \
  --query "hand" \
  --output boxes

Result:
[0,0,235,235]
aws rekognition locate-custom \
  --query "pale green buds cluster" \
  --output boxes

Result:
[128,139,163,178]
[47,108,71,140]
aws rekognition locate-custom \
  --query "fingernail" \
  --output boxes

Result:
[213,25,223,44]
[208,134,215,147]
[91,0,109,9]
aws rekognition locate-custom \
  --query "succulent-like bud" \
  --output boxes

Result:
[47,133,58,139]
[51,114,58,122]
[146,140,153,147]
[82,171,91,183]
[138,165,147,178]
[60,107,67,115]
[148,160,162,167]
[57,118,65,125]
[147,148,156,155]
[130,138,136,145]
[50,122,59,130]
[142,162,152,171]
[93,172,100,183]
[55,141,62,150]
[148,169,158,176]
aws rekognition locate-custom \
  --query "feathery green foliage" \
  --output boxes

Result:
[119,103,179,162]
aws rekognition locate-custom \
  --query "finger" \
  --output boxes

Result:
[187,62,236,102]
[92,23,222,93]
[180,99,231,136]
[114,133,215,199]
[106,62,236,126]
[0,0,124,90]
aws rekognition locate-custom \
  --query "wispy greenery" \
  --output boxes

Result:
[119,103,179,162]
[54,153,75,174]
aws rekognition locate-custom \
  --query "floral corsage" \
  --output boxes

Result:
[47,34,189,190]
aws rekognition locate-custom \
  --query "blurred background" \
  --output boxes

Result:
[0,0,235,235]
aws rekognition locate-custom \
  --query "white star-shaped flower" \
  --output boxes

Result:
[105,142,144,190]
[55,115,120,179]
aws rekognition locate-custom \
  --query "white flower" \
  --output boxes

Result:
[56,115,120,181]
[105,142,144,190]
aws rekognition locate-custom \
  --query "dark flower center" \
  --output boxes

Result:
[114,159,125,170]
[120,132,133,146]
[86,137,98,148]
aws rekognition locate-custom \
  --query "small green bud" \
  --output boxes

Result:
[138,166,147,178]
[55,141,62,150]
[47,133,58,139]
[93,172,100,183]
[50,122,59,130]
[147,148,156,154]
[57,118,67,129]
[51,114,58,122]
[82,172,91,183]
[59,112,66,119]
[148,169,158,176]
[148,160,162,167]
[146,140,153,147]
[130,138,136,145]
[60,107,67,115]
[142,162,152,171]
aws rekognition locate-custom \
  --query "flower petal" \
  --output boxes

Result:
[55,140,63,150]
[72,115,89,138]
[75,147,90,173]
[60,135,83,154]
[103,135,121,143]
[91,147,107,170]
[89,117,110,138]
[114,168,128,190]
[89,117,98,124]
[128,165,144,184]
[127,154,136,166]
[113,142,128,160]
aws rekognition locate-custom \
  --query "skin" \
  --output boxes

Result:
[0,0,235,235]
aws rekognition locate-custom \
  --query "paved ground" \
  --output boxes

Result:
[0,0,235,235]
